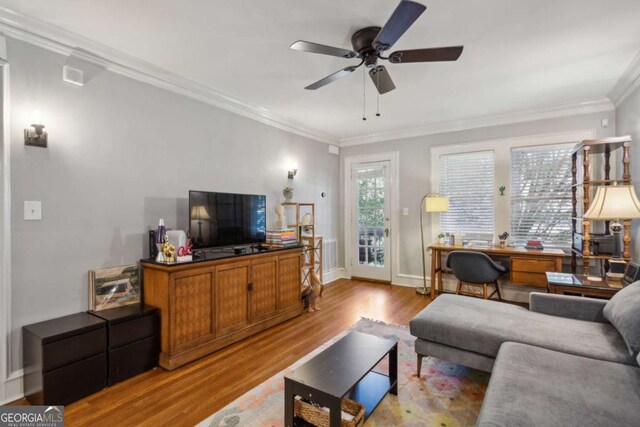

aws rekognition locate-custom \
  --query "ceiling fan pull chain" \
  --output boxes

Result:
[376,67,381,117]
[362,66,367,121]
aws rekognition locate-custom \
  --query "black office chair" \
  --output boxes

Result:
[446,251,505,300]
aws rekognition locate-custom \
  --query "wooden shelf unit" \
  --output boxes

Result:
[571,136,633,274]
[282,202,320,288]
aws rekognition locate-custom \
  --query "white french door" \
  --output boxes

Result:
[350,161,391,281]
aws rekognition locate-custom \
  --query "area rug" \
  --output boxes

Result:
[197,318,489,427]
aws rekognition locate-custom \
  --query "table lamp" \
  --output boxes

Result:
[417,193,449,295]
[584,184,640,278]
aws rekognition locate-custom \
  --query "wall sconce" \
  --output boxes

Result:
[24,119,48,148]
[288,168,298,179]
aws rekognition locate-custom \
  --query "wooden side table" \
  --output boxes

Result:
[545,272,623,299]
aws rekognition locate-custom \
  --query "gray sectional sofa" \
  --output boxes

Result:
[410,282,640,426]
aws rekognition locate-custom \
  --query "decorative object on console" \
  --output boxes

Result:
[154,219,166,262]
[24,111,48,148]
[498,231,509,247]
[584,184,640,278]
[177,238,193,262]
[88,264,141,311]
[162,235,176,263]
[266,229,298,248]
[283,187,294,202]
[166,230,187,252]
[274,205,286,230]
[417,193,449,295]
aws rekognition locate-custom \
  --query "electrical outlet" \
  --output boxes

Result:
[24,201,42,220]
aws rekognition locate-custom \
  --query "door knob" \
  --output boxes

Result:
[385,228,389,237]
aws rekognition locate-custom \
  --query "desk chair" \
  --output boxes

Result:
[446,251,505,300]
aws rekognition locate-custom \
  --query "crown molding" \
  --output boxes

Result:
[0,6,339,144]
[339,98,614,147]
[609,50,640,108]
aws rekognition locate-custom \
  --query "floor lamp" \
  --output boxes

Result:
[416,193,449,295]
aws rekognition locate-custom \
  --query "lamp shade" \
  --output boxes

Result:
[425,195,449,213]
[190,205,211,220]
[584,185,640,220]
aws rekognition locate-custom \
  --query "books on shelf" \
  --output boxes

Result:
[266,229,298,248]
[525,239,544,250]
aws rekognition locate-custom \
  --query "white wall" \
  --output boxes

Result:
[615,84,640,258]
[7,38,340,373]
[340,112,616,282]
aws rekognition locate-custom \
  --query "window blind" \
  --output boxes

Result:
[510,144,573,247]
[439,151,494,235]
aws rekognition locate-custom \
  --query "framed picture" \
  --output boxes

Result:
[88,264,141,311]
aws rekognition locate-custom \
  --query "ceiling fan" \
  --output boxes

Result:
[290,0,463,95]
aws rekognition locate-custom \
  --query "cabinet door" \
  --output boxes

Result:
[250,257,278,322]
[215,261,250,336]
[278,253,302,311]
[172,270,215,352]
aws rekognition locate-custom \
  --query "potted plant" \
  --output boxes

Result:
[437,232,445,244]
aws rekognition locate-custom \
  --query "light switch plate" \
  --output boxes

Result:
[24,201,42,220]
[403,207,409,216]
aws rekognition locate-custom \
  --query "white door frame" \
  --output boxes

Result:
[0,52,15,403]
[344,151,399,283]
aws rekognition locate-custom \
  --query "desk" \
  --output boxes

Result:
[545,272,623,299]
[429,244,565,299]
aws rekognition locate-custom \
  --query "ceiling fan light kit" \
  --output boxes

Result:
[290,0,464,99]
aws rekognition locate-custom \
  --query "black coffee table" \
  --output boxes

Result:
[284,331,398,427]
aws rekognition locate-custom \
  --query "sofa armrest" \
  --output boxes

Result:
[529,293,609,323]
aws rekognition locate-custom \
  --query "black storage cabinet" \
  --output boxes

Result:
[89,304,159,385]
[23,312,107,405]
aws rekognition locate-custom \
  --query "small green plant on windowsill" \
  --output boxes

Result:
[499,186,506,196]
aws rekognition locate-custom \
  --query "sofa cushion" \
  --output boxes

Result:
[603,281,640,355]
[477,342,640,427]
[410,294,635,365]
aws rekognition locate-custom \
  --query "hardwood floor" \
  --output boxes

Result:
[9,279,431,426]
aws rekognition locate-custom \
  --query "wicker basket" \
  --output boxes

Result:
[294,397,365,427]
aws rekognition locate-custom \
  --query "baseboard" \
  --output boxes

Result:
[1,369,24,405]
[323,268,346,285]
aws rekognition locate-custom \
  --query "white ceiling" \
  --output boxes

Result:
[1,0,640,143]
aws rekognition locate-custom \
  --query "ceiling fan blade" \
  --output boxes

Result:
[388,46,464,63]
[369,65,396,94]
[290,41,359,59]
[305,66,358,90]
[373,0,427,52]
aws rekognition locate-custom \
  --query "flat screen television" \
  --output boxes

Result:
[189,191,267,249]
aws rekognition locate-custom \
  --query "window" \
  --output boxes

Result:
[439,151,495,235]
[510,144,573,247]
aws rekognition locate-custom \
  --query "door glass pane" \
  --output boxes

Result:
[355,166,386,269]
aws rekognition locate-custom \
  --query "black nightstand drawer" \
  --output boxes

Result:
[108,335,159,385]
[41,352,107,406]
[109,313,158,349]
[42,328,106,372]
